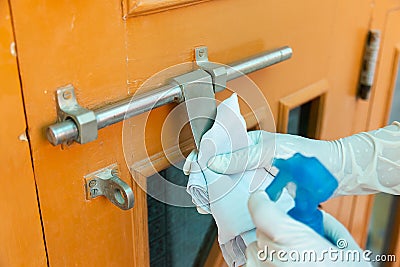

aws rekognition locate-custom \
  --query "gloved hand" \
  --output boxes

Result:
[207,130,333,175]
[183,130,275,176]
[183,149,199,175]
[245,191,372,267]
[208,122,400,196]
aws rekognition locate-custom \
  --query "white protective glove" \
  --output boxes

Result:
[208,122,400,196]
[183,149,199,176]
[245,191,372,267]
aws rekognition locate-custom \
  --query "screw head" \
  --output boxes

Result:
[89,180,97,188]
[63,90,72,100]
[198,49,205,58]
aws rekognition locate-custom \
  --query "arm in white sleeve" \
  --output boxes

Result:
[208,122,400,196]
[331,122,400,196]
[274,122,400,196]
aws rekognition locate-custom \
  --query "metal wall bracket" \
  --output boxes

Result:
[172,69,216,148]
[84,164,134,210]
[56,85,97,144]
[195,46,227,93]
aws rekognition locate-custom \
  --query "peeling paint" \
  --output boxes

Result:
[18,132,28,142]
[70,15,76,31]
[10,42,16,57]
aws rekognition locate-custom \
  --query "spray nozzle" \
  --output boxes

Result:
[266,153,338,236]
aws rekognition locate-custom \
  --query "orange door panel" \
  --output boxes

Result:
[8,0,395,265]
[368,3,400,264]
[9,1,147,266]
[369,5,400,129]
[0,1,47,266]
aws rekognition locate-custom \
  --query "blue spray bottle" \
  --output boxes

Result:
[265,153,338,236]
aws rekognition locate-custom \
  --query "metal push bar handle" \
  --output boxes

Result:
[47,46,292,146]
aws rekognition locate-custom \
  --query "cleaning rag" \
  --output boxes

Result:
[186,93,294,266]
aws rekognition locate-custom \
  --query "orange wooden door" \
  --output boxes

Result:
[7,0,397,266]
[367,1,400,265]
[0,1,47,266]
[8,1,149,266]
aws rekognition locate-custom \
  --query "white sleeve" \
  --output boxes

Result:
[275,122,400,196]
[332,121,400,196]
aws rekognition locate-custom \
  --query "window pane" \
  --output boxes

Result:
[287,99,315,137]
[147,163,217,267]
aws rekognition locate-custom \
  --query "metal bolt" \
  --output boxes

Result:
[88,180,97,188]
[63,90,72,100]
[198,49,204,58]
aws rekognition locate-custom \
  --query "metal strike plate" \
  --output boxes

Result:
[84,164,134,210]
[195,46,227,93]
[56,85,97,144]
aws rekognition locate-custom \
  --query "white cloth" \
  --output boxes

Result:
[186,93,294,266]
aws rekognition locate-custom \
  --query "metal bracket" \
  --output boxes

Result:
[195,46,227,93]
[172,69,216,148]
[84,163,134,210]
[56,85,97,144]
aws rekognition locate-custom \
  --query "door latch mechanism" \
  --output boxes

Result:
[84,164,134,210]
[52,84,98,144]
[46,46,292,146]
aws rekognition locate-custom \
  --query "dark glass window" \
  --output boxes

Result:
[147,164,217,267]
[287,97,321,138]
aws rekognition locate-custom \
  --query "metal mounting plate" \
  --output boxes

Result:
[56,85,97,144]
[195,46,227,93]
[84,163,134,210]
[172,69,216,149]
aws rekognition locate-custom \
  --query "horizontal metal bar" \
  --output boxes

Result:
[47,46,292,146]
[96,84,182,129]
[226,46,292,80]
